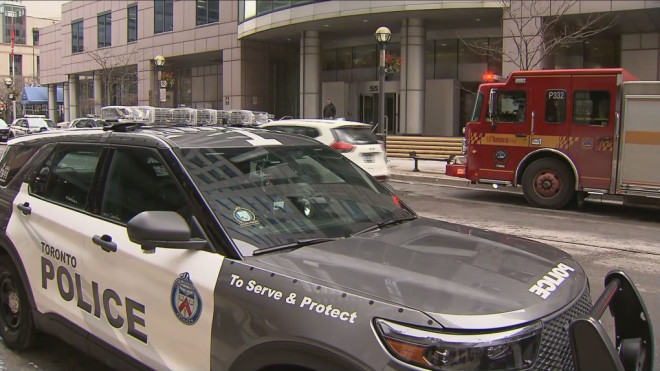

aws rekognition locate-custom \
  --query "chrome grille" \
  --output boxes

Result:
[535,287,593,370]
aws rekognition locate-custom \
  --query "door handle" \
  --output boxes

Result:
[16,202,31,215]
[597,136,611,141]
[92,234,117,253]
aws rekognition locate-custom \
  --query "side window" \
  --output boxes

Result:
[573,90,610,126]
[0,145,39,187]
[101,147,187,223]
[494,90,526,123]
[545,89,566,124]
[29,145,102,209]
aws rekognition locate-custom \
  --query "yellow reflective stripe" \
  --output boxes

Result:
[625,131,660,145]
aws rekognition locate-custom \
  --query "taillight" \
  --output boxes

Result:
[330,141,355,153]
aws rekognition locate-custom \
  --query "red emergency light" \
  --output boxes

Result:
[482,72,501,82]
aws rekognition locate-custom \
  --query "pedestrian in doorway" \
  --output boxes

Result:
[323,98,336,119]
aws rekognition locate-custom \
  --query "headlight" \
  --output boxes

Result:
[374,319,542,370]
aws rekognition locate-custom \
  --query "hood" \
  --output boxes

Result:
[253,217,588,329]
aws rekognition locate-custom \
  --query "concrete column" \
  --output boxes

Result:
[94,72,103,115]
[63,82,69,122]
[300,30,320,118]
[47,84,57,122]
[68,74,78,120]
[400,18,425,134]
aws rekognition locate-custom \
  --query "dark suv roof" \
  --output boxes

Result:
[10,124,320,149]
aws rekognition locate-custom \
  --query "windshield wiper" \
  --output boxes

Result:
[253,237,339,256]
[351,215,418,236]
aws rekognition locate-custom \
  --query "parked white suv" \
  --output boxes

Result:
[261,119,389,181]
[8,116,57,139]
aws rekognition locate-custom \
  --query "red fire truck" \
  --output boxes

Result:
[446,68,660,209]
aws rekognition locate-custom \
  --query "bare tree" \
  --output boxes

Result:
[464,0,617,71]
[86,45,140,108]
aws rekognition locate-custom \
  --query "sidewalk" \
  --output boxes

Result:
[386,157,470,186]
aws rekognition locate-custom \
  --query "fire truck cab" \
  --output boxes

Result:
[446,68,651,209]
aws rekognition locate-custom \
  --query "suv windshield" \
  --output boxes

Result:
[179,144,413,255]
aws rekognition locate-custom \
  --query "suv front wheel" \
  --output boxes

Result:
[0,255,37,350]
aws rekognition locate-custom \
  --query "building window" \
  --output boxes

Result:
[71,20,84,53]
[97,12,111,48]
[196,0,219,26]
[127,5,138,42]
[32,28,39,46]
[9,54,22,76]
[154,0,173,34]
[3,6,26,45]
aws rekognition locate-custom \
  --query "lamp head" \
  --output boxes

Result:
[3,77,12,87]
[375,26,392,44]
[154,55,166,68]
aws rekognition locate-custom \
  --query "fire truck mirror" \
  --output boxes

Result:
[488,88,498,130]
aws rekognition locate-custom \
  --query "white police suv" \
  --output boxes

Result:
[0,112,652,371]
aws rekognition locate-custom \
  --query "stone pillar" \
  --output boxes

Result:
[400,18,425,134]
[63,82,69,122]
[223,47,243,109]
[300,30,320,119]
[48,84,57,122]
[68,74,78,120]
[94,72,103,115]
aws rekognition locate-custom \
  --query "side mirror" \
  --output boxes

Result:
[488,88,498,130]
[127,211,207,253]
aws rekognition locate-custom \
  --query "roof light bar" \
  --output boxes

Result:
[100,106,271,127]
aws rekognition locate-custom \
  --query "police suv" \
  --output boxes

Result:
[0,112,652,371]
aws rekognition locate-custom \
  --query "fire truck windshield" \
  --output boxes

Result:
[471,92,484,122]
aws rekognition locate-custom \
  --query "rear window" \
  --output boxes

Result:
[27,118,49,128]
[0,145,40,187]
[332,126,378,145]
[263,125,320,138]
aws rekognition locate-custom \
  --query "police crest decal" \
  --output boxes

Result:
[171,272,202,325]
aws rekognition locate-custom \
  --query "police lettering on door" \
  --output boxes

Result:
[40,242,148,344]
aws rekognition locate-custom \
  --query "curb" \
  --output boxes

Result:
[388,172,471,187]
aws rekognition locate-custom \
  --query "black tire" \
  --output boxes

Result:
[521,158,575,209]
[0,255,37,350]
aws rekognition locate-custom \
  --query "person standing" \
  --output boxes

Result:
[322,98,336,119]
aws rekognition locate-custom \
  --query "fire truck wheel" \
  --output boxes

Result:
[521,158,575,209]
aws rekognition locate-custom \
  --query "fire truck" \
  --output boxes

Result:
[446,68,660,209]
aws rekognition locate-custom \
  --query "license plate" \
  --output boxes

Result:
[363,153,375,163]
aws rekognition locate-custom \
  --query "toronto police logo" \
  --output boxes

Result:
[233,206,259,226]
[171,272,202,325]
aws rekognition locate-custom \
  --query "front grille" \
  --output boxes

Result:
[535,287,593,370]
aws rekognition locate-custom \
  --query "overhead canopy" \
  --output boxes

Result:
[20,86,64,105]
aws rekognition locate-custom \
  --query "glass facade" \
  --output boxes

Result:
[239,0,327,22]
[3,5,25,45]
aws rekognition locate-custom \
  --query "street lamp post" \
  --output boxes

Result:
[3,77,13,123]
[154,55,165,107]
[375,26,391,142]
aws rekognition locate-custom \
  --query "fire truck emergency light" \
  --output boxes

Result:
[482,72,502,82]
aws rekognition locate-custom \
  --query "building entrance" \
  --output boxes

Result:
[359,93,398,134]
